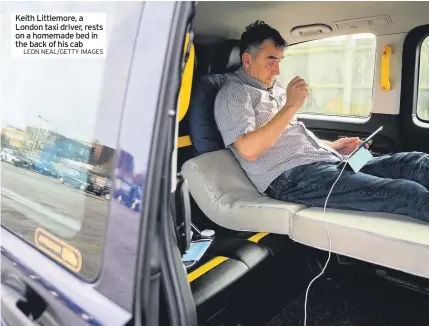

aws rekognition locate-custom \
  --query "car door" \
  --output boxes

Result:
[280,32,405,156]
[0,1,164,325]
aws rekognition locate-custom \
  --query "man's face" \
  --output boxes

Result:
[243,39,285,87]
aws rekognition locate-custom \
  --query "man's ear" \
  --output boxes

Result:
[242,53,251,68]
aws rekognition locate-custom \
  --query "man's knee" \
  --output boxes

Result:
[413,151,429,166]
[404,152,429,172]
[394,151,428,165]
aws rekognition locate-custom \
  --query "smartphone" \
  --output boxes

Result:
[349,126,383,158]
[181,239,213,269]
[361,126,383,147]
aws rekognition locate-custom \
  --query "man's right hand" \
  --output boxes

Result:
[233,76,309,162]
[285,76,309,111]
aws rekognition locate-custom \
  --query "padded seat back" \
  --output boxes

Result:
[187,40,242,157]
[188,73,233,156]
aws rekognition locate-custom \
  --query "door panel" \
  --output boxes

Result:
[2,1,196,325]
[1,229,130,326]
[0,1,152,325]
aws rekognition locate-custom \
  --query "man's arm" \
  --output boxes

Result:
[322,137,365,155]
[322,140,335,148]
[234,104,299,161]
[234,77,309,161]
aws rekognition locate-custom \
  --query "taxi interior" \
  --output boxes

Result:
[174,1,429,325]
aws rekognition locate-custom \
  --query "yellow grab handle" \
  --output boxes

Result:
[381,45,392,92]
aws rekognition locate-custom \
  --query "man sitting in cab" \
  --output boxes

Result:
[214,20,429,222]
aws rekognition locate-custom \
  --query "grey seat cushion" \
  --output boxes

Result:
[181,149,305,234]
[181,149,429,280]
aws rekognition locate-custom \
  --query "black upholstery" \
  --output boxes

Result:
[188,73,232,156]
[208,238,270,269]
[194,40,241,76]
[187,40,242,156]
[208,40,242,74]
[190,258,248,307]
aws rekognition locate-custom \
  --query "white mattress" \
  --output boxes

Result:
[182,149,429,279]
[293,208,429,279]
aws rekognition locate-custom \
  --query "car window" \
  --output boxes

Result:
[417,36,429,122]
[0,2,140,281]
[279,33,376,118]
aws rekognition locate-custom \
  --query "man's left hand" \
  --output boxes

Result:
[330,137,368,155]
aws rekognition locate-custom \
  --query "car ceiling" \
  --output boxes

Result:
[194,1,429,44]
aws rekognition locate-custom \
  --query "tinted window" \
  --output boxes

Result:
[280,34,376,118]
[1,2,141,281]
[417,36,429,122]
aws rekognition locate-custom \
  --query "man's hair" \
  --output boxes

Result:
[240,20,287,58]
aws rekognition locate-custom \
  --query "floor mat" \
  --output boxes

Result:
[266,275,429,326]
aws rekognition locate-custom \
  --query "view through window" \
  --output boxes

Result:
[279,33,377,118]
[0,2,141,281]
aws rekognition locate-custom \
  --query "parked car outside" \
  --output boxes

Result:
[0,147,21,165]
[57,167,90,191]
[26,154,59,177]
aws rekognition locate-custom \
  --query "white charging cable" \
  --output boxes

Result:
[303,159,349,326]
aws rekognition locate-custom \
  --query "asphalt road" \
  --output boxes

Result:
[1,161,134,281]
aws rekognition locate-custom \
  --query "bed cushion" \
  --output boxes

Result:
[181,149,429,280]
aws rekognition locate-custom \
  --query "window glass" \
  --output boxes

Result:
[279,34,376,118]
[417,36,429,122]
[0,1,141,281]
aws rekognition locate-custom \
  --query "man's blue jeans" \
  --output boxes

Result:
[265,152,429,222]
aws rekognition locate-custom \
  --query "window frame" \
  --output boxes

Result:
[280,33,377,123]
[400,24,429,129]
[414,34,429,126]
